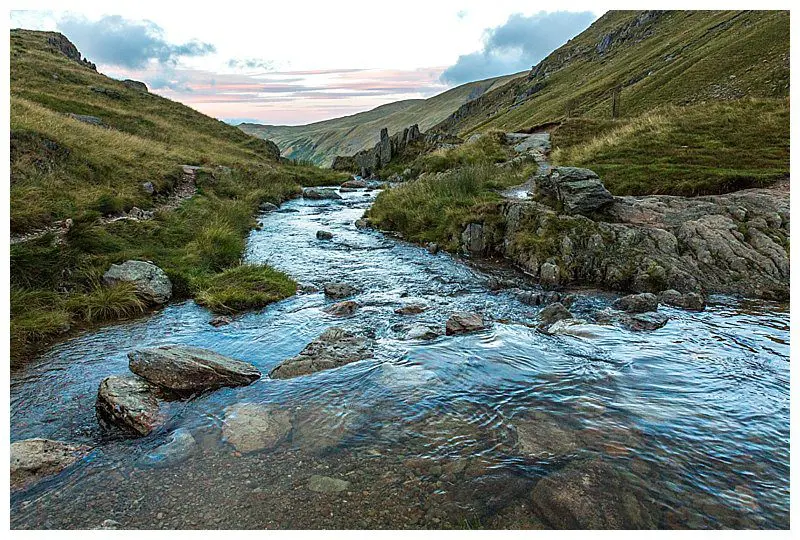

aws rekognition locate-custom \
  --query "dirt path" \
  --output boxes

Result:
[10,165,201,246]
[500,132,551,199]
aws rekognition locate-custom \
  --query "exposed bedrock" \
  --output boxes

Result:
[460,175,789,300]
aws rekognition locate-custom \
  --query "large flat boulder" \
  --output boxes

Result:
[102,260,172,305]
[269,327,373,379]
[128,345,261,392]
[10,438,91,490]
[96,375,162,437]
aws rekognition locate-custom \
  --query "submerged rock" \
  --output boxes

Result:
[96,375,162,437]
[128,345,261,392]
[323,282,358,299]
[142,428,197,468]
[659,289,705,311]
[406,324,440,340]
[303,188,342,200]
[269,327,374,379]
[323,300,359,316]
[222,403,292,453]
[307,474,350,493]
[530,459,657,528]
[445,312,487,335]
[209,315,232,327]
[102,260,172,305]
[613,292,658,313]
[10,438,91,490]
[513,413,579,459]
[595,308,669,331]
[395,303,426,315]
[316,230,334,240]
[517,290,574,307]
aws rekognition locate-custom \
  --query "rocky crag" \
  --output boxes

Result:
[333,124,423,178]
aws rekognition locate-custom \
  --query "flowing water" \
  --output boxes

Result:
[10,188,790,529]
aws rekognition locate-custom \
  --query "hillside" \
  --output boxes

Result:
[9,29,344,362]
[433,10,789,136]
[239,72,523,165]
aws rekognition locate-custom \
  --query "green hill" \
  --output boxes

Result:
[238,72,523,166]
[10,29,344,362]
[433,10,788,136]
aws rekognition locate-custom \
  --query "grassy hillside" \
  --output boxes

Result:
[239,72,523,165]
[422,10,789,197]
[434,11,788,135]
[9,29,345,363]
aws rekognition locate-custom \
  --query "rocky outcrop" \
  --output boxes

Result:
[461,178,789,300]
[102,260,172,305]
[128,345,261,392]
[340,124,424,178]
[534,167,614,215]
[96,375,162,436]
[122,79,148,92]
[45,32,96,70]
[530,459,658,528]
[68,113,103,126]
[10,438,91,490]
[269,327,374,379]
[445,312,487,335]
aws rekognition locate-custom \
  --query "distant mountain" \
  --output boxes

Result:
[238,72,523,166]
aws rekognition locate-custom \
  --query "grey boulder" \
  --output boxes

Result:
[536,302,574,334]
[128,345,260,392]
[303,188,342,200]
[102,260,172,305]
[323,282,358,299]
[269,327,374,379]
[96,375,162,437]
[659,289,705,311]
[536,167,614,215]
[613,292,659,313]
[445,312,487,335]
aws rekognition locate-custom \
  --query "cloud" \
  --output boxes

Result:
[441,11,596,85]
[57,14,215,69]
[227,58,276,71]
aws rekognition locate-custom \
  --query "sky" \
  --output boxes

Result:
[9,1,603,125]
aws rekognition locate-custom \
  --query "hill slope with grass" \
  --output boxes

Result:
[10,29,345,363]
[427,10,789,196]
[238,72,523,166]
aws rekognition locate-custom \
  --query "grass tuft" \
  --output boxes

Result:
[195,264,297,314]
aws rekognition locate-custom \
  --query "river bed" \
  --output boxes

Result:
[10,188,790,529]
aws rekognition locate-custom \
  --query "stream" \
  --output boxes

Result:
[10,187,790,529]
